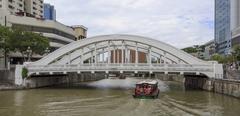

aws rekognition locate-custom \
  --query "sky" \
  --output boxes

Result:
[45,0,214,49]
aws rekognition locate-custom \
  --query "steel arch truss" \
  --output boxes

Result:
[26,34,223,78]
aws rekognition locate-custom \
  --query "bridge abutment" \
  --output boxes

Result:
[18,73,106,89]
[156,74,240,98]
[155,73,185,83]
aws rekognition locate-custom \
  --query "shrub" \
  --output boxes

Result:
[22,67,28,78]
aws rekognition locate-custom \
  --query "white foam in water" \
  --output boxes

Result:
[87,78,169,92]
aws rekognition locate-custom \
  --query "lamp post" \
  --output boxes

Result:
[44,47,50,56]
[26,46,32,62]
[230,49,236,68]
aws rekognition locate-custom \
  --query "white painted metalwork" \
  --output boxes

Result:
[25,34,223,78]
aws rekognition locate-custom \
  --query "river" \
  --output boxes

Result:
[0,78,240,116]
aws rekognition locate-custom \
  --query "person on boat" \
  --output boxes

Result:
[144,85,152,95]
[135,85,143,95]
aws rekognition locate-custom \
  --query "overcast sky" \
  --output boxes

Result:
[45,0,214,48]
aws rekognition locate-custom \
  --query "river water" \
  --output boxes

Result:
[0,78,240,116]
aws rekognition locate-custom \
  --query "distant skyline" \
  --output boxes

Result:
[45,0,214,48]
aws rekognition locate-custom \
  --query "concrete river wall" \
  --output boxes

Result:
[23,73,106,88]
[155,74,240,98]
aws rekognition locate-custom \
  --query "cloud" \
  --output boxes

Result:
[45,0,214,48]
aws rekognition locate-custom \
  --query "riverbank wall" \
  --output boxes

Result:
[21,73,106,88]
[154,74,185,83]
[0,67,15,84]
[156,74,240,98]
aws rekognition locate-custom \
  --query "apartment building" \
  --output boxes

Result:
[215,0,232,55]
[0,0,43,18]
[71,25,88,41]
[231,0,240,48]
[24,0,44,18]
[0,0,24,14]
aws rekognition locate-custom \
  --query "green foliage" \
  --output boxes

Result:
[233,45,240,61]
[12,30,50,56]
[182,47,197,53]
[210,53,236,64]
[0,25,50,61]
[0,26,13,53]
[22,67,28,78]
[182,45,205,54]
[211,54,225,63]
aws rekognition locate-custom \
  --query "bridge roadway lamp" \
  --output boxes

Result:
[44,47,50,56]
[26,46,32,62]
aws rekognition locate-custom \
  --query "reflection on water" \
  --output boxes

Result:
[86,78,169,92]
[0,78,240,116]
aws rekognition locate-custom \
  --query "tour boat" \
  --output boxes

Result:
[133,80,159,99]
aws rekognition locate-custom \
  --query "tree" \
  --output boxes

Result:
[0,26,13,67]
[182,47,197,53]
[10,28,50,62]
[0,26,50,63]
[233,45,240,61]
[210,54,225,63]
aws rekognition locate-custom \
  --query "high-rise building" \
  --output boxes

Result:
[215,0,232,55]
[0,0,43,18]
[71,25,88,41]
[24,0,44,18]
[43,3,56,20]
[0,0,24,14]
[231,0,240,48]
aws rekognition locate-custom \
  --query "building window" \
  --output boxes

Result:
[8,5,14,9]
[219,29,226,42]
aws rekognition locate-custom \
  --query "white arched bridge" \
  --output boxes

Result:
[17,34,223,81]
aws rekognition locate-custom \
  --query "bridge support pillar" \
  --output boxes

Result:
[196,72,200,75]
[105,71,109,74]
[180,72,184,75]
[120,70,123,74]
[135,42,138,66]
[36,72,39,75]
[149,71,153,74]
[164,71,168,75]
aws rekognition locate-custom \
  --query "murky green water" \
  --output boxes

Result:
[0,78,240,116]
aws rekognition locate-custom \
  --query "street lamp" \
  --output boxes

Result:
[26,46,32,62]
[44,47,50,56]
[228,49,236,69]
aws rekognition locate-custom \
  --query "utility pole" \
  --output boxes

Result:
[4,16,7,69]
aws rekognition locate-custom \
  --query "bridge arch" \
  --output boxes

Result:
[26,34,223,78]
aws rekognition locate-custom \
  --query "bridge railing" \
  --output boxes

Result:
[26,63,214,73]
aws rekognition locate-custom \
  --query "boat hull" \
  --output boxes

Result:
[133,89,159,99]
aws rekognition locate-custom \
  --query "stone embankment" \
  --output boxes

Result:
[20,73,106,88]
[1,66,106,89]
[156,74,240,98]
[0,82,23,90]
